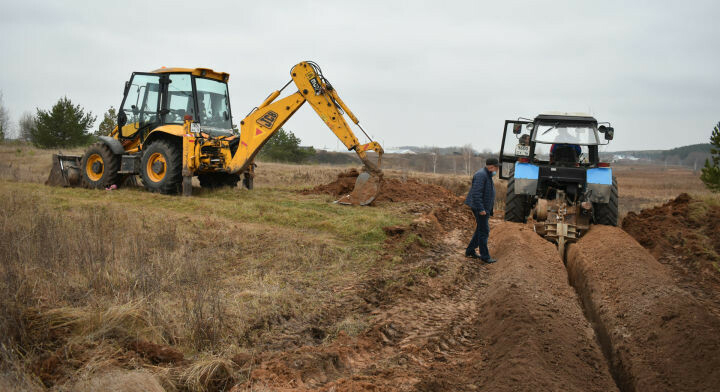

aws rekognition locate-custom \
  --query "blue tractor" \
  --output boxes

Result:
[499,113,618,257]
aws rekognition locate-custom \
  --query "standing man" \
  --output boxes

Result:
[464,158,499,263]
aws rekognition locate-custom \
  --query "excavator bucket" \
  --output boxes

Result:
[46,154,82,187]
[336,172,382,206]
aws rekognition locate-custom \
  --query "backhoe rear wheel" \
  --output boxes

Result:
[140,139,182,194]
[198,172,240,189]
[504,177,532,223]
[81,142,121,189]
[593,176,618,226]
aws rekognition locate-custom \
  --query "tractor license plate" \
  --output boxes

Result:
[515,145,530,157]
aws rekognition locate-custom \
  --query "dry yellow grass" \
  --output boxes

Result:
[0,142,716,391]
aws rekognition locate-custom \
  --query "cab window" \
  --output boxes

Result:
[195,77,232,129]
[166,74,195,124]
[121,74,161,137]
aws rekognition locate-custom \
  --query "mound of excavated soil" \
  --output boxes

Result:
[621,193,720,316]
[568,225,720,392]
[622,193,720,280]
[305,169,459,204]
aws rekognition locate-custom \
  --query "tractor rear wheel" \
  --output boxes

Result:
[504,177,532,223]
[198,172,240,189]
[81,142,121,189]
[140,139,183,194]
[593,176,618,226]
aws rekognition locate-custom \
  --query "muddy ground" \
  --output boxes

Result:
[234,175,720,391]
[9,170,720,391]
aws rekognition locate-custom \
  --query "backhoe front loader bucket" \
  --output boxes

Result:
[46,154,82,187]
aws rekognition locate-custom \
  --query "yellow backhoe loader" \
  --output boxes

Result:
[48,61,384,205]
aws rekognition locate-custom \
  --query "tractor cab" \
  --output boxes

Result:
[499,113,614,178]
[117,68,234,141]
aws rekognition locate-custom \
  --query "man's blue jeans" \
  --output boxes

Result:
[467,209,490,259]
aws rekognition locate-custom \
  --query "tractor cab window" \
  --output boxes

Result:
[120,74,161,137]
[533,123,599,145]
[533,123,598,165]
[166,74,195,124]
[195,78,231,130]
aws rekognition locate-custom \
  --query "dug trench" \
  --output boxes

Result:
[241,220,618,391]
[242,173,720,391]
[567,225,720,392]
[246,171,619,390]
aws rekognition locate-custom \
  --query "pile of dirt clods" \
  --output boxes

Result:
[305,168,458,204]
[622,193,720,291]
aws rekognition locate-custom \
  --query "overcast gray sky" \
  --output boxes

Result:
[1,0,718,152]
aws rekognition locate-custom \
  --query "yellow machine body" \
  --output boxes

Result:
[52,62,383,204]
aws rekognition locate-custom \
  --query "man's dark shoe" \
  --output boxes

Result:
[481,257,497,264]
[465,251,481,259]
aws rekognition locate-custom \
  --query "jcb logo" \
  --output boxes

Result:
[309,78,322,95]
[256,111,278,128]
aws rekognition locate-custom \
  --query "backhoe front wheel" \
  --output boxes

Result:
[81,142,121,189]
[141,139,182,194]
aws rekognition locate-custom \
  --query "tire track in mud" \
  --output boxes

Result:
[242,222,618,391]
[567,225,720,392]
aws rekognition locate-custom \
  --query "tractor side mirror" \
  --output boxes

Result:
[124,81,130,95]
[117,111,127,128]
[512,123,522,134]
[604,127,614,140]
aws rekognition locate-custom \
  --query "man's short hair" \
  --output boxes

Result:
[486,157,499,166]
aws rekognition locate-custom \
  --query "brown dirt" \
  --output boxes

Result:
[621,193,720,316]
[567,225,720,392]
[126,339,185,364]
[303,169,459,204]
[235,221,617,391]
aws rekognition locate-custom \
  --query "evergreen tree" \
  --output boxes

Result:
[258,128,315,163]
[29,97,96,148]
[95,106,117,136]
[700,122,720,192]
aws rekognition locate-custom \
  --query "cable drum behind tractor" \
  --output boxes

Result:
[498,112,618,261]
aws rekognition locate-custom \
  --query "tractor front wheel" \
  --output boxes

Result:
[140,139,183,194]
[81,142,121,189]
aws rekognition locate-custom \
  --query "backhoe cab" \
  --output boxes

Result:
[49,62,383,205]
[499,112,618,259]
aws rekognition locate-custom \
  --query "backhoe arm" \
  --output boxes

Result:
[227,61,383,176]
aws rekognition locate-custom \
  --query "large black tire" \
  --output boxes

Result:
[198,172,240,189]
[593,176,618,226]
[504,177,532,223]
[140,139,183,194]
[81,142,121,189]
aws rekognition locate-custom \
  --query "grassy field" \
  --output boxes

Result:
[0,143,717,390]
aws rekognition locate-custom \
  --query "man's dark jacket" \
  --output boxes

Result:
[464,167,496,215]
